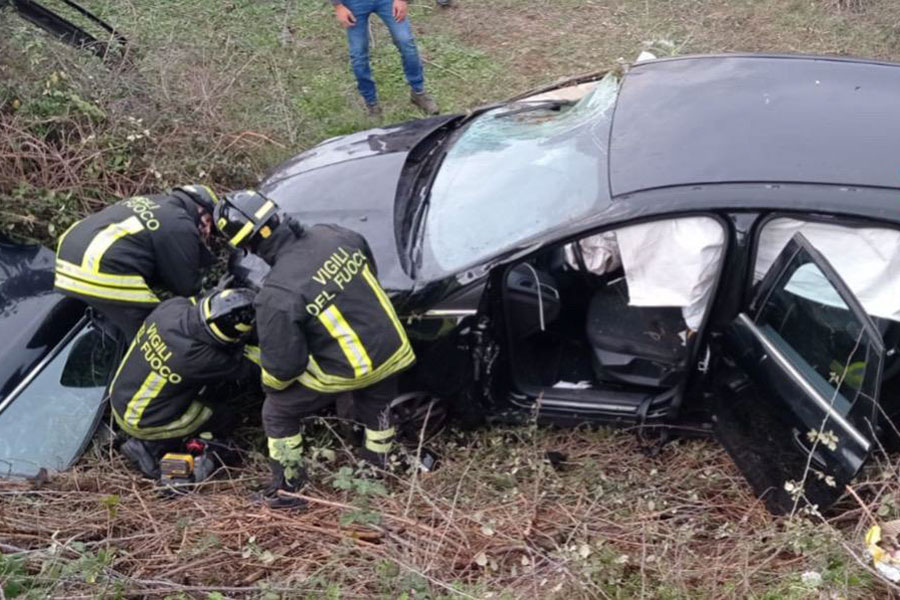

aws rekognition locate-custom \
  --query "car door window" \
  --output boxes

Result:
[750,234,883,450]
[0,324,116,477]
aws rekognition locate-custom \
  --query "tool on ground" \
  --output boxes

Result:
[159,438,217,489]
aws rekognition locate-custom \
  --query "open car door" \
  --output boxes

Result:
[3,0,127,62]
[716,233,884,514]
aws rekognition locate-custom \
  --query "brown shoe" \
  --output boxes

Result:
[366,103,383,119]
[410,91,439,115]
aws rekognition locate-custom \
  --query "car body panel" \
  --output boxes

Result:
[0,238,83,400]
[260,116,458,295]
[610,55,900,196]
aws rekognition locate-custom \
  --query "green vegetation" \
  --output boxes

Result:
[3,0,900,597]
[4,0,900,242]
[2,425,891,599]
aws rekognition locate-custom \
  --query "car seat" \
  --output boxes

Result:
[585,278,688,388]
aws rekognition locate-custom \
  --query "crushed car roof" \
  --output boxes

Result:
[609,54,900,196]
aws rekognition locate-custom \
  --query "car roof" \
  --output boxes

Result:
[609,54,900,197]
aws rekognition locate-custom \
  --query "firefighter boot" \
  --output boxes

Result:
[120,437,168,480]
[262,459,308,509]
[358,426,396,470]
[262,433,307,509]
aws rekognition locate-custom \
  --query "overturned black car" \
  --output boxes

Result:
[4,53,900,513]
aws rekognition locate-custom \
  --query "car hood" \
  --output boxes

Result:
[259,115,458,294]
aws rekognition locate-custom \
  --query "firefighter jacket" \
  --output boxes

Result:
[54,192,211,307]
[254,223,415,394]
[109,297,249,439]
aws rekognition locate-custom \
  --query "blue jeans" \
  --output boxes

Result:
[343,0,425,105]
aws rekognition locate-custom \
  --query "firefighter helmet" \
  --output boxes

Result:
[200,288,256,344]
[213,190,280,249]
[173,184,219,213]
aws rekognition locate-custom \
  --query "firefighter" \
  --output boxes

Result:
[111,288,257,479]
[54,185,219,340]
[213,190,415,508]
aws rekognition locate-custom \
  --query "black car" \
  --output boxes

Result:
[4,54,900,513]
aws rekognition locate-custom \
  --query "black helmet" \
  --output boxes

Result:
[199,288,256,344]
[173,184,219,213]
[213,190,280,249]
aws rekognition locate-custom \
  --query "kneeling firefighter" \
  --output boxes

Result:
[214,191,416,508]
[54,185,220,340]
[110,288,258,479]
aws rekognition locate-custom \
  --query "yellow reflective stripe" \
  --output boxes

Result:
[268,433,303,462]
[55,259,148,288]
[55,272,160,303]
[113,402,212,440]
[365,427,395,442]
[318,305,372,377]
[83,216,144,273]
[183,185,219,205]
[202,296,237,343]
[235,322,251,332]
[208,322,235,343]
[124,372,167,427]
[109,331,141,398]
[229,221,254,247]
[298,343,415,393]
[189,296,198,305]
[361,266,408,342]
[56,221,79,254]
[305,341,413,384]
[262,367,294,390]
[254,200,275,219]
[365,439,393,454]
[243,345,261,365]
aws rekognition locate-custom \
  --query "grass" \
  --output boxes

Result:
[4,0,900,597]
[0,423,890,599]
[3,0,900,242]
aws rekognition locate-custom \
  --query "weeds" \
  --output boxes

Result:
[2,423,894,598]
[5,0,900,598]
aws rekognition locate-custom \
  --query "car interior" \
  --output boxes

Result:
[500,213,900,430]
[500,216,726,420]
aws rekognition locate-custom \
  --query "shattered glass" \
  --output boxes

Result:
[422,75,620,277]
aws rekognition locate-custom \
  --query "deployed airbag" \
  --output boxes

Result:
[755,218,900,322]
[567,217,725,329]
[616,217,725,330]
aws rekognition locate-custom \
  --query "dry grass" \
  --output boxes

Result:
[3,423,899,598]
[5,0,900,597]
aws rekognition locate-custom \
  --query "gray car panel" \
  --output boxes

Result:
[610,55,900,196]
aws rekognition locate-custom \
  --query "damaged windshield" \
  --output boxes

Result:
[418,74,620,279]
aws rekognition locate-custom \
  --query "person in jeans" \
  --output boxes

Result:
[332,0,439,117]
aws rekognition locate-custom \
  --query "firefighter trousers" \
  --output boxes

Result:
[262,375,398,464]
